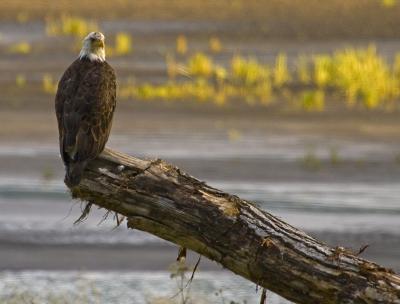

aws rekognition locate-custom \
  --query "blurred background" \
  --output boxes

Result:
[0,0,400,303]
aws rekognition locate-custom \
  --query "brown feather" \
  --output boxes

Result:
[55,58,117,187]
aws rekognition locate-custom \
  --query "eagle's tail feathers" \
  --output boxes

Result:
[64,131,76,147]
[65,161,88,188]
[64,132,78,159]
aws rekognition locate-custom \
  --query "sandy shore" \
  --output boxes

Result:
[0,242,208,271]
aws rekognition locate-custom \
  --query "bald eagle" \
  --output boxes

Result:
[55,32,117,187]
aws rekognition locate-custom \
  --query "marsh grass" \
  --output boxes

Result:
[187,53,214,78]
[231,56,270,86]
[117,46,400,109]
[42,74,58,94]
[296,56,311,84]
[300,90,325,112]
[45,15,139,59]
[8,42,31,54]
[273,53,291,88]
[107,32,133,56]
[114,32,133,55]
[35,30,400,112]
[15,74,26,88]
[176,35,188,55]
[332,46,398,109]
[208,37,222,54]
[313,55,333,88]
[45,15,98,38]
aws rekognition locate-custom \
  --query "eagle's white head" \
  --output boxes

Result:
[79,32,106,62]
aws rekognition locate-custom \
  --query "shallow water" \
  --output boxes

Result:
[0,271,291,304]
[2,131,399,160]
[1,177,400,245]
[1,131,400,244]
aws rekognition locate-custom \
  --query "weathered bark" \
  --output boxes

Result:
[71,148,400,304]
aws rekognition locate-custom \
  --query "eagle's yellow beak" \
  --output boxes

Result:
[93,39,105,49]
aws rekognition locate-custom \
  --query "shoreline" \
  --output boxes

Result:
[0,230,398,272]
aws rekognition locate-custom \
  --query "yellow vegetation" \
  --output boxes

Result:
[15,74,26,87]
[8,42,31,54]
[393,53,400,79]
[231,56,270,86]
[214,65,228,83]
[166,54,178,80]
[176,35,188,55]
[127,80,215,102]
[119,46,400,110]
[42,74,58,94]
[296,56,311,84]
[313,55,333,88]
[382,0,397,7]
[120,79,272,106]
[108,32,133,56]
[38,36,400,111]
[187,53,214,78]
[46,15,98,38]
[273,53,291,87]
[333,46,397,109]
[301,90,325,112]
[209,37,222,53]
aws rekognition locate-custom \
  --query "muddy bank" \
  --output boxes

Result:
[0,230,398,272]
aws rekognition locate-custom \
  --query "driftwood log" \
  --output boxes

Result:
[70,148,400,304]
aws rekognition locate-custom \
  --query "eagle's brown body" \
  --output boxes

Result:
[55,58,117,187]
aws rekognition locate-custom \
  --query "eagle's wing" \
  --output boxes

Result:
[55,61,116,166]
[65,63,116,164]
[55,61,78,164]
[55,60,116,187]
